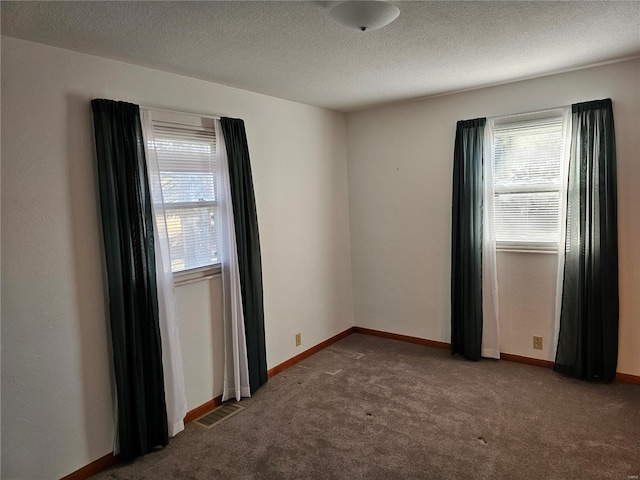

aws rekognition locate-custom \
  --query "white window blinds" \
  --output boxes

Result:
[151,118,219,272]
[492,114,564,251]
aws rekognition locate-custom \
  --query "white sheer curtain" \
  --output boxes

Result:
[215,119,251,401]
[552,107,573,355]
[140,110,188,437]
[482,118,501,359]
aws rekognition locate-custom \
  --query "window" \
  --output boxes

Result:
[492,112,565,251]
[150,114,219,272]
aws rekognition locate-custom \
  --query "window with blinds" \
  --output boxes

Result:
[151,117,219,272]
[492,114,564,251]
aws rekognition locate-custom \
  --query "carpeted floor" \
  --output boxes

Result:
[94,334,640,479]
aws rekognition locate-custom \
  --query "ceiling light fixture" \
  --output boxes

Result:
[328,1,400,32]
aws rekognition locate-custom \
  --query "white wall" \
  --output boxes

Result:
[175,278,225,412]
[496,252,558,361]
[1,36,354,479]
[346,59,640,373]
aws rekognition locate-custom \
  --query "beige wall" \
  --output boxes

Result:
[1,36,354,479]
[175,278,225,411]
[496,252,558,361]
[346,59,639,372]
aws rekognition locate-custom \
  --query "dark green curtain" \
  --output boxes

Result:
[220,117,268,394]
[451,118,486,361]
[554,99,619,382]
[91,99,169,459]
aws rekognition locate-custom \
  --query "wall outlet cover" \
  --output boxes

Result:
[533,336,543,350]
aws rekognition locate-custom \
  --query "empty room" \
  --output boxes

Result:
[1,1,639,479]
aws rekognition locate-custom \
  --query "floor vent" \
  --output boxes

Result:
[195,402,244,429]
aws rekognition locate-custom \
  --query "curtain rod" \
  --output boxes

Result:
[139,105,221,120]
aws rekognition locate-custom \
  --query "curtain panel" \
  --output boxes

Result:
[220,118,268,394]
[91,99,169,459]
[451,118,486,361]
[552,107,573,354]
[481,119,500,359]
[215,119,252,401]
[140,110,188,437]
[554,99,619,382]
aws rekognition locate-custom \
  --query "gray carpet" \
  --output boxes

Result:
[94,334,640,479]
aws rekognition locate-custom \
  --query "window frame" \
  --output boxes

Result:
[173,263,222,286]
[491,109,566,254]
[147,110,222,279]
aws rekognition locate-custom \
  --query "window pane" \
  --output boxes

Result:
[494,191,560,243]
[154,136,217,203]
[494,119,563,189]
[160,172,215,203]
[492,114,565,249]
[164,206,218,271]
[151,119,219,272]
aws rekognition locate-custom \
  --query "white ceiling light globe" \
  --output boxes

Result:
[328,1,400,32]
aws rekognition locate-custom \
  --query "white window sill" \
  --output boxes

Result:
[173,264,221,287]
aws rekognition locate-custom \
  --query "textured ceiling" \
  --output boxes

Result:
[2,1,639,112]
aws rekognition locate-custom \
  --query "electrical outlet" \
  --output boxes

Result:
[533,336,543,350]
[295,333,301,347]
